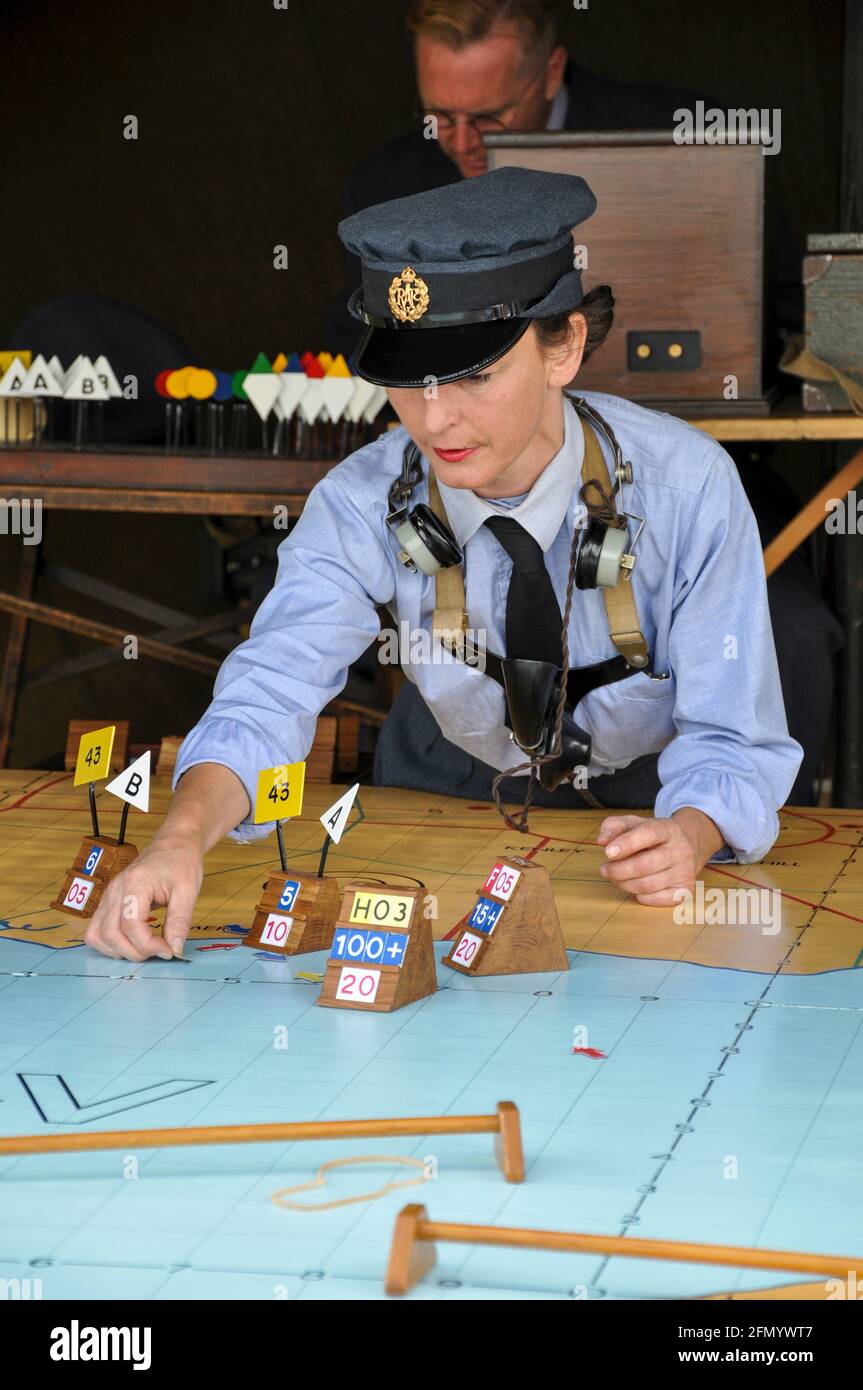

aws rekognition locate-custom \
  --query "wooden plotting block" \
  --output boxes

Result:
[155,735,183,776]
[307,715,337,782]
[50,836,138,918]
[243,869,341,956]
[317,880,436,1012]
[336,714,359,776]
[153,720,335,782]
[64,720,129,773]
[443,856,569,977]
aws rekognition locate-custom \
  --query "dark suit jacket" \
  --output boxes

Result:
[330,62,713,353]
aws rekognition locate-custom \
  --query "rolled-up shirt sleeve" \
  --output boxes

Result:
[653,446,803,863]
[172,471,394,841]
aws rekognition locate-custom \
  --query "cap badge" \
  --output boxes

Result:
[387,266,430,323]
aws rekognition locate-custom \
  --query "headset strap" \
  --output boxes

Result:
[428,472,470,656]
[430,416,650,670]
[579,421,651,669]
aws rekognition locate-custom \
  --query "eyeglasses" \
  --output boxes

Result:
[416,64,547,137]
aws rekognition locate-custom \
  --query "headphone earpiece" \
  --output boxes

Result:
[392,503,463,576]
[574,518,631,590]
[387,443,464,576]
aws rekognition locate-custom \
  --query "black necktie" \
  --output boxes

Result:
[485,515,563,668]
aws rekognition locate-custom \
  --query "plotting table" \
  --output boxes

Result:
[1,772,862,1300]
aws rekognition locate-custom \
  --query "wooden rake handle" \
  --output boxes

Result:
[0,1102,524,1182]
[385,1204,861,1295]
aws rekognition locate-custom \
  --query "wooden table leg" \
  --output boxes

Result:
[763,444,863,576]
[0,540,39,766]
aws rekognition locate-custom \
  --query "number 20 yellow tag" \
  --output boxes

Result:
[254,761,306,824]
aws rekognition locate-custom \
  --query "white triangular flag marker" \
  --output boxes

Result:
[0,357,29,396]
[47,355,64,384]
[345,376,376,423]
[105,751,151,813]
[298,377,325,424]
[64,356,110,401]
[93,354,123,398]
[277,371,309,421]
[20,354,64,398]
[62,354,83,388]
[320,782,360,845]
[318,376,355,424]
[243,373,281,421]
[362,384,388,424]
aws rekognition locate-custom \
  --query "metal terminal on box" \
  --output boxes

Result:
[627,331,701,372]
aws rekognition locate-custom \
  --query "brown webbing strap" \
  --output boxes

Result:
[429,473,468,656]
[579,421,650,669]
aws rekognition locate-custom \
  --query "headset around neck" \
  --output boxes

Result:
[385,394,643,589]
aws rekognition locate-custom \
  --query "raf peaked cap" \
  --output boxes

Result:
[338,166,597,388]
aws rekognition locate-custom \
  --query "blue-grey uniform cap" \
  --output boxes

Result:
[338,166,597,388]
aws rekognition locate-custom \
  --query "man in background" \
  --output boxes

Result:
[332,0,705,346]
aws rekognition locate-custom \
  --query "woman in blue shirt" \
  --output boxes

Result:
[84,168,801,962]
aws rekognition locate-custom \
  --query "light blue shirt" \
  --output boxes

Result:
[547,84,570,132]
[173,392,802,863]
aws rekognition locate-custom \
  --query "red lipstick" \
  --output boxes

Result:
[434,446,479,462]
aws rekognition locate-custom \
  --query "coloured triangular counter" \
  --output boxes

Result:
[443,857,569,976]
[275,354,308,421]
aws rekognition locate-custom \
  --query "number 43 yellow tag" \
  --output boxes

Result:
[254,761,306,824]
[73,725,116,787]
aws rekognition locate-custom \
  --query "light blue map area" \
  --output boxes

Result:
[1,938,861,1301]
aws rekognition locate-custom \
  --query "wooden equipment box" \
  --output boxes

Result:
[801,233,863,412]
[486,132,769,413]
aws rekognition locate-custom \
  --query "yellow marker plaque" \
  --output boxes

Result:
[348,890,413,927]
[73,725,117,786]
[253,761,306,823]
